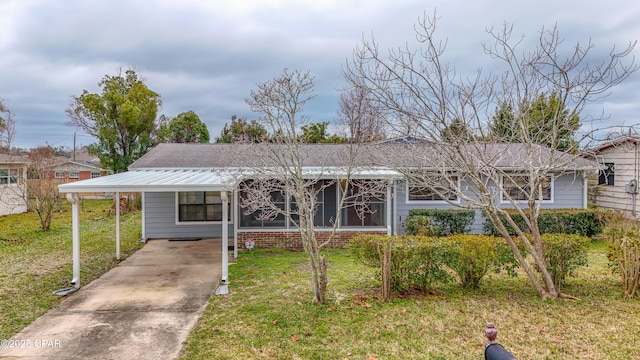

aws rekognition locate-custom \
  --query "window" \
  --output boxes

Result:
[407,176,459,202]
[55,171,65,179]
[502,175,552,201]
[598,163,615,186]
[313,181,338,227]
[239,184,286,228]
[341,180,386,227]
[90,171,101,179]
[69,171,80,179]
[178,191,230,222]
[0,169,19,185]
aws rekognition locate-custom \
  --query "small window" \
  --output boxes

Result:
[69,171,80,179]
[502,175,552,201]
[178,191,230,222]
[598,163,615,186]
[0,169,19,185]
[407,176,459,202]
[55,171,65,179]
[90,171,101,179]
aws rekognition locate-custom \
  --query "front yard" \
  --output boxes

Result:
[2,202,639,359]
[181,243,640,360]
[0,199,143,338]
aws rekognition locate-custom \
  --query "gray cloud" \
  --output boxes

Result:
[1,0,639,149]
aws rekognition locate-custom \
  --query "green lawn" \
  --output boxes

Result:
[180,243,640,360]
[0,199,143,338]
[2,205,639,359]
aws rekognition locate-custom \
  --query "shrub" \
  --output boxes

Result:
[406,209,475,236]
[440,234,519,289]
[482,209,603,237]
[349,234,452,298]
[603,224,640,298]
[540,233,590,289]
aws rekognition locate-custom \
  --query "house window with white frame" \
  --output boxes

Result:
[178,191,231,222]
[90,171,101,179]
[502,175,552,201]
[407,176,459,202]
[55,171,65,179]
[69,171,80,179]
[0,168,19,185]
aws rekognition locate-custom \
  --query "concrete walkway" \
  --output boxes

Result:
[0,238,222,360]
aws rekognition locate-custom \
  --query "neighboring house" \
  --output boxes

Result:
[0,154,28,216]
[592,136,640,216]
[41,160,107,181]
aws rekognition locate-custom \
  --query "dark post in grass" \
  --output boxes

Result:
[485,323,517,360]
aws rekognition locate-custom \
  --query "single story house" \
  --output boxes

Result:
[591,136,640,216]
[41,160,107,181]
[0,154,28,216]
[58,141,596,291]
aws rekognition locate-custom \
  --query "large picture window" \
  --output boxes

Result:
[341,181,386,227]
[407,176,459,202]
[239,186,286,228]
[178,191,230,222]
[502,175,552,201]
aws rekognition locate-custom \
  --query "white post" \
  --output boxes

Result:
[233,189,238,259]
[386,182,392,235]
[66,193,81,288]
[221,191,229,282]
[141,192,146,240]
[116,192,121,260]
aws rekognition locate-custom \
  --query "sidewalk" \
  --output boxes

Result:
[0,238,221,360]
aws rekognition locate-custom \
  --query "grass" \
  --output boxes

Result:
[0,199,143,338]
[2,205,638,359]
[181,242,640,360]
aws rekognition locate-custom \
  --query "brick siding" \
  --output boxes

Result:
[237,230,387,251]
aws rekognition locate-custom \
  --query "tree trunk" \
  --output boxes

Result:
[487,211,556,299]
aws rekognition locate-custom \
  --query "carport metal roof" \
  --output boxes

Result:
[58,168,242,193]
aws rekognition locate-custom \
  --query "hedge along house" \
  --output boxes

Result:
[57,141,597,290]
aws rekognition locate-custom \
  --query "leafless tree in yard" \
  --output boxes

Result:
[343,11,638,300]
[0,100,16,152]
[243,69,389,303]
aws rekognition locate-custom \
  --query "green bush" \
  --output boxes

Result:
[440,234,519,289]
[540,233,590,289]
[349,234,452,296]
[406,209,475,236]
[482,209,603,237]
[603,223,640,298]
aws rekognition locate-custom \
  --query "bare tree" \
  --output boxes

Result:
[0,100,16,152]
[26,147,66,231]
[243,69,388,303]
[344,12,638,300]
[336,86,387,142]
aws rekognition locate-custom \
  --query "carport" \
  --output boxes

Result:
[58,168,243,292]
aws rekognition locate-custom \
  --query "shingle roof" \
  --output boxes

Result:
[129,142,597,171]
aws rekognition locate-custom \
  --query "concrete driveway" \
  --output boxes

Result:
[0,238,222,360]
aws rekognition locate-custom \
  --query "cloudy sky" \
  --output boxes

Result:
[1,0,639,150]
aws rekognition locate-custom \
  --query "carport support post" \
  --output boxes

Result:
[67,193,81,288]
[221,191,229,283]
[116,192,121,260]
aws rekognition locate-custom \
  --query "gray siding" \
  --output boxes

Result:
[144,192,233,239]
[394,173,586,234]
